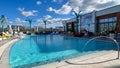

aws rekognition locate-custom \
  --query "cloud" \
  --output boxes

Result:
[14,18,27,26]
[48,18,70,23]
[36,18,69,24]
[47,3,72,15]
[18,8,38,17]
[47,18,70,28]
[15,18,26,23]
[32,10,38,13]
[15,18,21,22]
[21,11,37,17]
[52,0,63,3]
[43,15,52,20]
[18,8,24,11]
[36,1,41,5]
[47,7,53,11]
[52,0,57,2]
[36,18,70,28]
[9,21,13,24]
[47,23,63,28]
[68,0,120,12]
[36,18,43,23]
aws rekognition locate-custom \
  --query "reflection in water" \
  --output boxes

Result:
[31,35,116,53]
[10,35,118,67]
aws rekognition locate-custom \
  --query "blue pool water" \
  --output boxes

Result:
[10,35,117,67]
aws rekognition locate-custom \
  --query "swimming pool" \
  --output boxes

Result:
[10,35,117,67]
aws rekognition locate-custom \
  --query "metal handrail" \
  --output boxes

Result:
[84,36,120,59]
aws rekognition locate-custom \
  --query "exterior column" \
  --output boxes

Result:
[116,12,120,33]
[75,16,79,34]
[29,21,32,34]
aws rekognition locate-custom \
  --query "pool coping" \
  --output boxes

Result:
[0,38,20,68]
[35,50,119,68]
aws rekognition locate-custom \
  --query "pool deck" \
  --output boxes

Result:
[0,38,20,68]
[0,37,120,68]
[34,50,120,68]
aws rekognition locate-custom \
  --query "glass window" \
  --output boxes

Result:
[98,17,117,33]
[113,23,116,30]
[99,24,105,32]
[99,19,102,23]
[109,23,113,31]
[108,18,113,22]
[104,23,108,31]
[99,19,105,23]
[102,19,105,22]
[113,17,117,22]
[104,18,108,22]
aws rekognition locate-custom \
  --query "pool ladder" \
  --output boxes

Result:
[84,36,120,59]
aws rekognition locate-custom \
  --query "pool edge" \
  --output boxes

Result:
[0,39,20,68]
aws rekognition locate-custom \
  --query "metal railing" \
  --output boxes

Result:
[84,36,120,59]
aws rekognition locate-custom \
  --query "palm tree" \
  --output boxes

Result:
[25,18,32,34]
[73,10,81,34]
[42,20,51,33]
[43,20,47,33]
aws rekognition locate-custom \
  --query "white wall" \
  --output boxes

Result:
[80,11,96,33]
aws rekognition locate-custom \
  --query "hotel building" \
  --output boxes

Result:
[64,5,120,34]
[96,5,120,33]
[63,18,76,34]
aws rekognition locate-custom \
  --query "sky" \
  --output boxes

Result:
[0,0,120,28]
